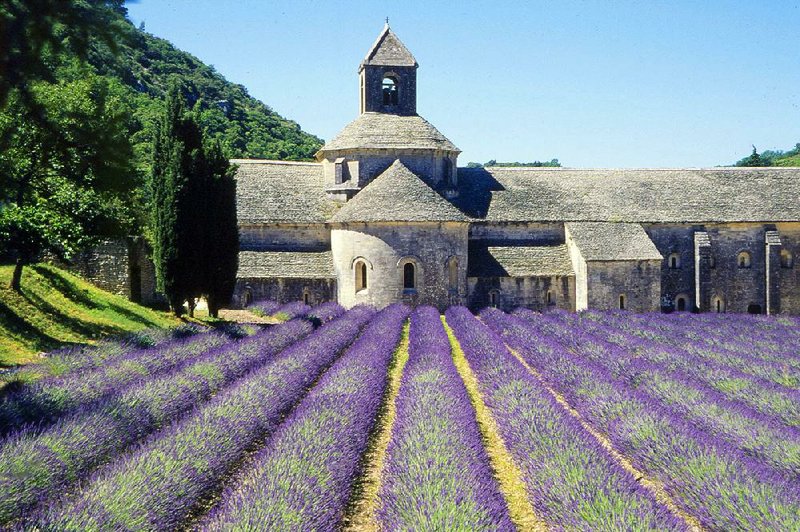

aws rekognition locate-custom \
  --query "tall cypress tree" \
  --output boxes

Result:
[150,84,207,316]
[204,141,239,318]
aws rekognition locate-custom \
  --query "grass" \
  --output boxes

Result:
[0,263,179,366]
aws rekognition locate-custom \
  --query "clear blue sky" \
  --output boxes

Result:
[125,1,800,168]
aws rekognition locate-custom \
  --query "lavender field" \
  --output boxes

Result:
[1,304,799,530]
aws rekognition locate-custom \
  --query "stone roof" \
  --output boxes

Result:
[468,245,575,277]
[361,24,417,68]
[454,167,800,223]
[238,250,335,279]
[319,113,459,154]
[566,222,663,261]
[329,160,469,223]
[233,160,337,224]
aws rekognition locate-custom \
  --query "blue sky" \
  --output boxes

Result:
[126,1,800,167]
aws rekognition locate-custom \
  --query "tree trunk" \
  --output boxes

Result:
[207,296,219,319]
[187,298,195,318]
[9,258,24,292]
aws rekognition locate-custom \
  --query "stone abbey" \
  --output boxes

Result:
[74,24,800,314]
[230,24,800,314]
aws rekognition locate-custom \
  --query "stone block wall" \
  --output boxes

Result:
[234,278,336,308]
[469,222,564,245]
[705,224,767,314]
[467,275,574,312]
[331,222,468,310]
[777,223,800,313]
[322,149,455,191]
[586,260,662,313]
[645,224,698,310]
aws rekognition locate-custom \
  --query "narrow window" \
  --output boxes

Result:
[738,251,752,269]
[714,297,724,313]
[546,291,553,305]
[709,255,716,269]
[355,261,368,292]
[489,290,499,308]
[781,249,793,268]
[303,291,310,305]
[448,257,458,290]
[403,262,415,290]
[676,297,686,312]
[668,253,680,269]
[619,294,626,310]
[382,76,398,106]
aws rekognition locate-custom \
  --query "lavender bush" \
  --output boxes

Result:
[202,304,409,530]
[32,306,375,530]
[0,319,313,525]
[446,307,684,530]
[377,306,513,530]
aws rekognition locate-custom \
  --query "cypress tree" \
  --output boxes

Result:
[150,84,207,316]
[204,141,239,318]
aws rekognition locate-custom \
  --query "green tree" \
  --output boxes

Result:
[203,142,239,318]
[736,145,769,167]
[0,75,136,291]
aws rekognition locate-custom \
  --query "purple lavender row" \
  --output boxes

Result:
[0,330,229,434]
[201,304,409,530]
[483,309,800,530]
[32,306,375,530]
[0,319,313,525]
[535,311,800,479]
[445,307,684,530]
[378,306,513,531]
[304,301,345,325]
[248,299,281,316]
[523,309,800,428]
[274,301,312,321]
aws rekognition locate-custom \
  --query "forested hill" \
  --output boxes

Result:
[732,143,800,167]
[86,8,322,166]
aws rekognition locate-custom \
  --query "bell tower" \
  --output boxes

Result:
[359,22,418,116]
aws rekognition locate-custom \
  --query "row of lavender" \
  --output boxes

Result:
[484,309,800,529]
[0,303,346,526]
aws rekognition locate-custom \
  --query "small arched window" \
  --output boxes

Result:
[712,296,725,313]
[546,291,553,305]
[403,262,416,290]
[303,289,311,305]
[447,257,458,291]
[619,294,626,310]
[668,253,681,269]
[781,249,793,269]
[709,255,716,269]
[675,296,687,312]
[355,260,368,292]
[382,76,398,106]
[738,251,752,269]
[488,289,500,308]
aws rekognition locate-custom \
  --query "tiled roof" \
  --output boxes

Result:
[361,25,417,68]
[454,167,800,223]
[237,250,335,279]
[319,113,459,153]
[329,160,469,223]
[566,222,663,261]
[233,160,338,224]
[468,245,575,277]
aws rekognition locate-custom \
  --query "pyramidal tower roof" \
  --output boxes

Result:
[360,23,417,69]
[330,160,468,223]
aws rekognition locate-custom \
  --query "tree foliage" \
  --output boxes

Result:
[466,159,562,168]
[734,143,800,167]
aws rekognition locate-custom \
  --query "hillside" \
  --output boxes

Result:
[733,143,800,167]
[83,7,322,171]
[0,264,178,366]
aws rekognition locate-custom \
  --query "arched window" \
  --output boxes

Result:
[488,289,500,308]
[403,262,416,290]
[675,296,687,312]
[355,260,368,292]
[546,291,553,305]
[668,253,681,269]
[619,294,626,310]
[303,289,311,305]
[709,255,716,269]
[712,296,725,313]
[382,76,398,106]
[738,251,752,269]
[781,249,793,268]
[447,257,459,291]
[243,289,253,308]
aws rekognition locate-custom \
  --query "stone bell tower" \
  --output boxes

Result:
[359,22,418,116]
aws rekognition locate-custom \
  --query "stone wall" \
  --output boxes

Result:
[644,224,698,310]
[233,277,336,308]
[322,149,455,191]
[239,224,330,251]
[469,222,563,245]
[360,64,417,115]
[467,275,574,312]
[586,260,662,312]
[777,222,800,313]
[331,222,468,310]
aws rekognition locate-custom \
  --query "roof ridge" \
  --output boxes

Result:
[231,159,321,166]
